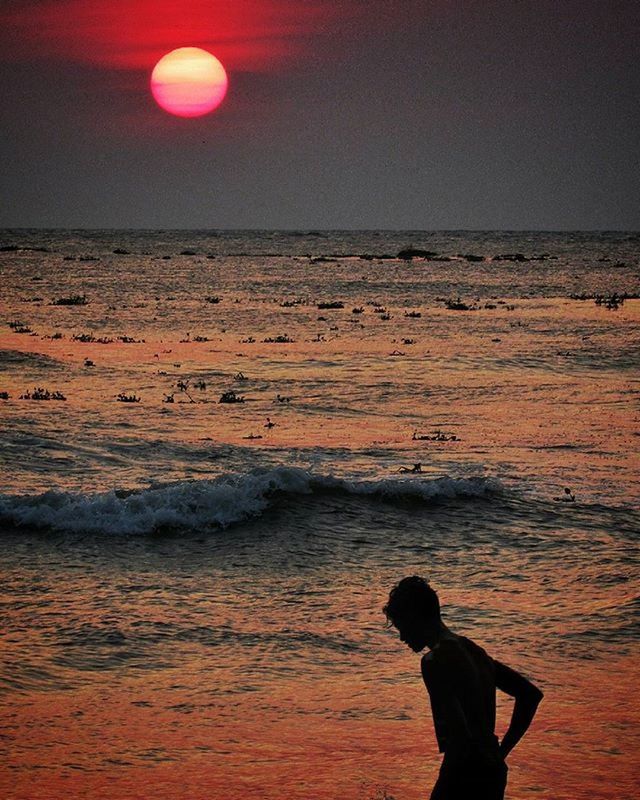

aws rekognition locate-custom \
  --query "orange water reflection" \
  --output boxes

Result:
[2,564,638,800]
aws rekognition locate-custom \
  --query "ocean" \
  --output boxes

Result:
[1,230,638,799]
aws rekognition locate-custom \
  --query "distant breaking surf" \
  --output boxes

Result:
[0,467,501,536]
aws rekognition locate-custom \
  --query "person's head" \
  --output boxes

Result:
[383,576,442,652]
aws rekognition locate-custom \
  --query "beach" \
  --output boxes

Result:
[1,229,639,799]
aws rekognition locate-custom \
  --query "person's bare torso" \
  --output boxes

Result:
[423,633,499,759]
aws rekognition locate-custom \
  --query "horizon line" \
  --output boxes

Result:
[2,227,639,234]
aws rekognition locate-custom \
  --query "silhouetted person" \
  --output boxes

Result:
[399,463,422,473]
[384,576,543,800]
[553,487,575,502]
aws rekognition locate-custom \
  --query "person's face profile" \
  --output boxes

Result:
[393,615,430,652]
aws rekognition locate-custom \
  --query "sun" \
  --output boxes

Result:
[151,47,228,118]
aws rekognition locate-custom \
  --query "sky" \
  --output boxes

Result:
[1,0,638,230]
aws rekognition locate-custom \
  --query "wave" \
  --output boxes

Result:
[0,349,66,370]
[0,467,501,536]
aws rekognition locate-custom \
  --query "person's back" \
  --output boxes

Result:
[425,634,497,753]
[384,576,543,800]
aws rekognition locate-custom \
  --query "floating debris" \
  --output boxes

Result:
[219,390,245,403]
[52,294,88,306]
[116,393,140,403]
[117,335,145,343]
[491,253,526,262]
[8,320,33,334]
[0,245,50,253]
[359,253,396,260]
[263,334,295,343]
[20,387,67,401]
[397,248,439,260]
[444,298,474,311]
[317,301,344,309]
[72,333,114,344]
[310,256,338,263]
[412,430,459,442]
[492,253,555,262]
[173,380,196,402]
[569,291,637,310]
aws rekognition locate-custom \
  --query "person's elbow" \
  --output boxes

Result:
[522,683,544,710]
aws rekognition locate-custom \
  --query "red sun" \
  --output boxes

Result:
[151,47,228,118]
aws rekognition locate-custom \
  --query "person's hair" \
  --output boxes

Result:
[383,576,441,625]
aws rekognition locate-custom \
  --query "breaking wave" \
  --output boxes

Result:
[0,466,501,536]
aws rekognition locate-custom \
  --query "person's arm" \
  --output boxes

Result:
[494,659,543,759]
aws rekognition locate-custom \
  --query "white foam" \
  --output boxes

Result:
[0,467,501,536]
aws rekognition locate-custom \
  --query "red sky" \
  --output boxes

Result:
[1,0,359,71]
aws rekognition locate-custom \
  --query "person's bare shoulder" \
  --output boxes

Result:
[420,650,440,693]
[421,650,435,665]
[430,635,467,668]
[420,650,434,677]
[421,639,465,690]
[421,648,443,678]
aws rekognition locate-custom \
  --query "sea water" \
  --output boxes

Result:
[1,230,638,799]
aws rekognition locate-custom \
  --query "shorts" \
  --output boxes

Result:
[429,754,508,800]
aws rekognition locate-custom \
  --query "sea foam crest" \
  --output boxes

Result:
[0,467,500,535]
